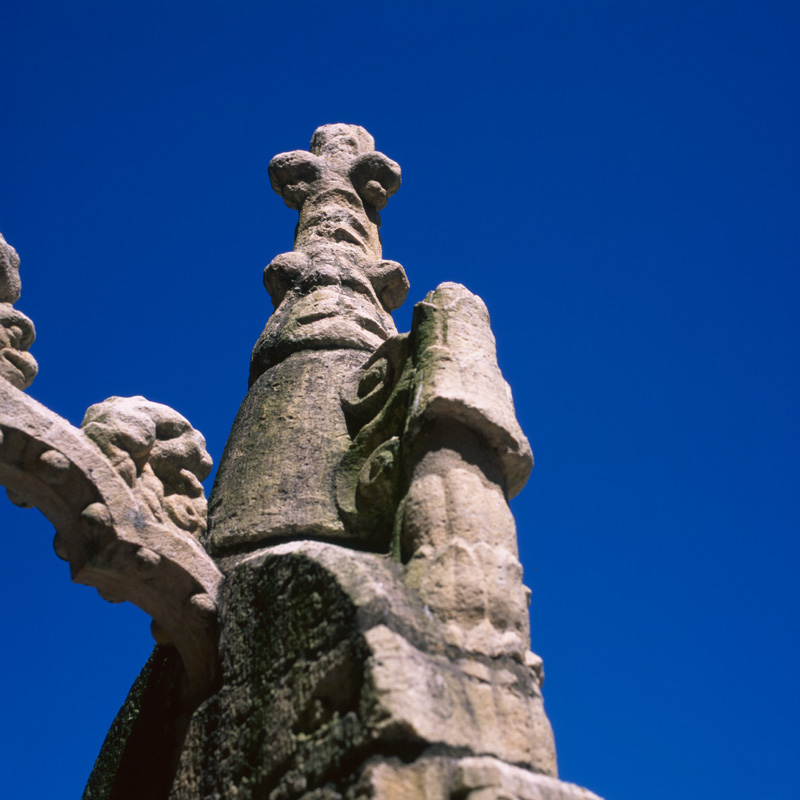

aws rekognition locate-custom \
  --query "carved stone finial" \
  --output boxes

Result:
[0,233,38,390]
[249,125,408,382]
[268,123,401,258]
[73,125,602,800]
[209,126,410,549]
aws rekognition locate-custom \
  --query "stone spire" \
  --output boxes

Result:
[207,125,409,551]
[250,124,408,383]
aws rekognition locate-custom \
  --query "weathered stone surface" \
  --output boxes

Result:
[357,756,604,800]
[406,283,532,498]
[171,543,381,800]
[209,350,369,551]
[83,647,188,800]
[212,124,409,553]
[398,430,531,660]
[0,380,221,703]
[0,303,37,389]
[72,125,603,800]
[249,243,406,382]
[269,123,400,261]
[363,624,555,772]
[0,231,22,303]
[169,541,557,800]
[0,232,37,389]
[82,395,213,544]
[249,123,407,384]
[335,282,534,659]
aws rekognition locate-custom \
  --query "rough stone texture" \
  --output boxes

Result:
[0,232,38,389]
[0,127,603,799]
[250,244,407,382]
[170,542,557,800]
[208,350,368,552]
[212,124,409,552]
[405,283,532,498]
[249,123,408,384]
[0,231,23,303]
[358,756,604,800]
[335,282,534,659]
[269,123,400,262]
[0,237,221,704]
[82,395,213,546]
[0,380,222,702]
[83,647,188,800]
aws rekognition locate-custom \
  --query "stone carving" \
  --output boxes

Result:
[84,124,600,800]
[82,396,213,544]
[0,231,23,302]
[250,123,407,381]
[2,127,603,800]
[209,124,409,550]
[0,232,38,389]
[166,542,561,799]
[0,235,222,706]
[336,282,535,659]
[0,380,222,703]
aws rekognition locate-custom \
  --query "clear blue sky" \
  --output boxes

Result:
[2,2,798,797]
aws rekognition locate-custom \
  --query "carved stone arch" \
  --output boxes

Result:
[0,380,222,705]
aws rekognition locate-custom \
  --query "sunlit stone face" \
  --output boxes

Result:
[270,285,392,351]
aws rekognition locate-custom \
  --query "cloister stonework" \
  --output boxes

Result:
[0,125,604,800]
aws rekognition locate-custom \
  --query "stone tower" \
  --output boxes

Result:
[0,126,604,800]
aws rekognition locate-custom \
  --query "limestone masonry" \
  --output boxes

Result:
[0,125,604,800]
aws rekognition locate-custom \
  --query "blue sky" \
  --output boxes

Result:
[2,2,798,797]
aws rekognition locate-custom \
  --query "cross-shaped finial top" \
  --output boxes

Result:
[250,125,408,382]
[268,124,401,260]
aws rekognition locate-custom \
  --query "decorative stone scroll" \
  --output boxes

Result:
[0,235,222,705]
